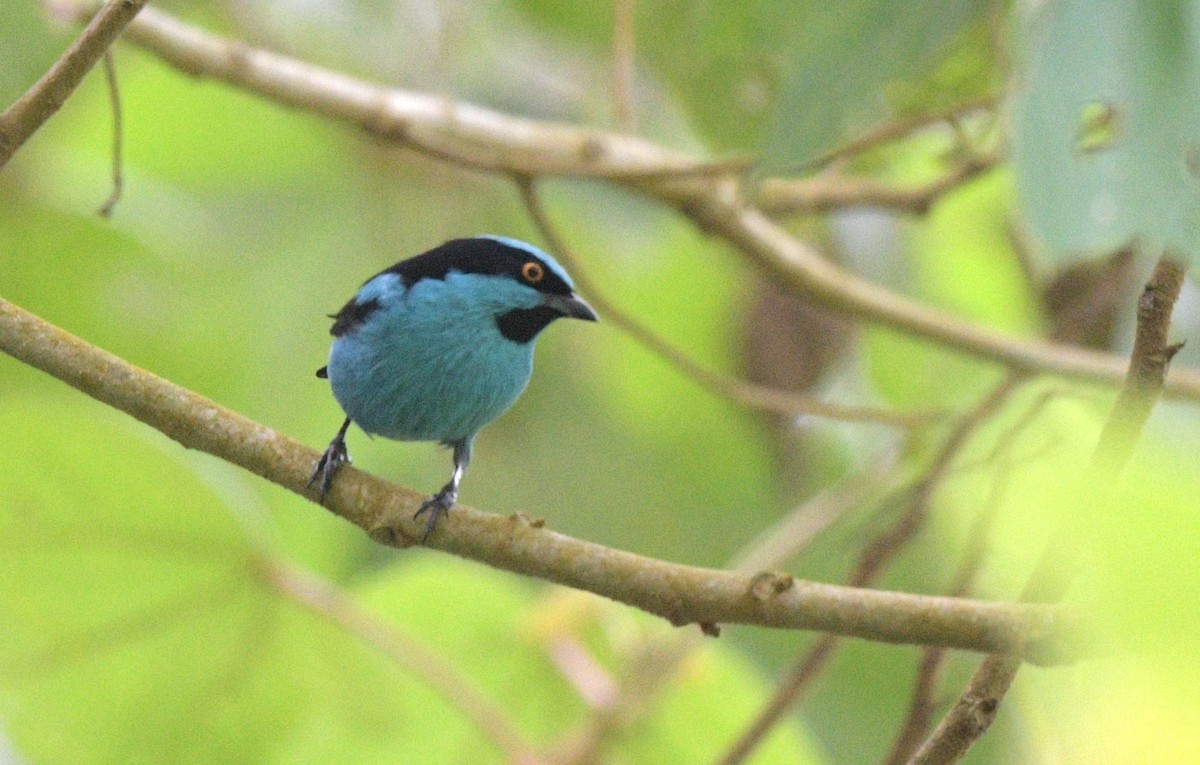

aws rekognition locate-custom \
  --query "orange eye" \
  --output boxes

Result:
[522,261,545,283]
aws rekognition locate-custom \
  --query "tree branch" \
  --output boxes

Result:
[0,0,147,168]
[88,5,1200,401]
[756,152,999,216]
[803,96,993,171]
[713,376,1022,765]
[905,255,1189,765]
[1093,256,1188,470]
[516,177,930,428]
[0,296,1079,662]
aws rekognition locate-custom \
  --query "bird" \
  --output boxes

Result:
[308,235,598,540]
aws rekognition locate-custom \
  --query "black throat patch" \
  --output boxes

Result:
[496,306,561,343]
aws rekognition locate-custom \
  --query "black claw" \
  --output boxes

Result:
[413,489,455,542]
[308,418,352,503]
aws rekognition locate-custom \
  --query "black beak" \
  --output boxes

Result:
[543,292,599,322]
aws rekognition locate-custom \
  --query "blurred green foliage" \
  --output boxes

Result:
[2,0,1200,763]
[1011,1,1200,268]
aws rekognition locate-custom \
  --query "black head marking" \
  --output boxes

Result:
[386,238,573,295]
[326,238,573,337]
[329,297,381,337]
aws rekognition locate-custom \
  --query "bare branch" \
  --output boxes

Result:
[516,177,931,428]
[1093,255,1188,470]
[906,255,1189,765]
[756,152,999,217]
[0,296,1078,662]
[86,6,1200,400]
[713,376,1022,765]
[611,0,636,133]
[0,0,147,168]
[804,96,994,171]
[884,443,1021,765]
[96,50,124,217]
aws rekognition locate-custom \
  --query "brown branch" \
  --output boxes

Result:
[1093,256,1188,470]
[86,5,1200,401]
[883,441,1020,765]
[756,153,999,217]
[805,96,994,171]
[0,0,147,169]
[516,177,931,428]
[96,50,124,217]
[611,0,636,133]
[553,449,908,765]
[905,255,1188,765]
[713,376,1023,765]
[0,296,1079,662]
[729,448,906,572]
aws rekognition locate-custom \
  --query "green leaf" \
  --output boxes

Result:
[0,399,823,764]
[1010,1,1200,267]
[763,0,994,169]
[511,0,803,150]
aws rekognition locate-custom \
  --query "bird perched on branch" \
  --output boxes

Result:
[309,236,598,540]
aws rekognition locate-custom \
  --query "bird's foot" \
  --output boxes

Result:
[307,438,349,503]
[413,488,456,542]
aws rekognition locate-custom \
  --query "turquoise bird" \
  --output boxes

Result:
[309,236,598,539]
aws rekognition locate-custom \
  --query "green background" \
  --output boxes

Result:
[3,1,1200,763]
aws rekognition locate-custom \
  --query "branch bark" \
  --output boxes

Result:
[517,177,929,428]
[0,0,147,168]
[0,296,1080,663]
[905,255,1189,765]
[86,5,1200,401]
[714,376,1021,765]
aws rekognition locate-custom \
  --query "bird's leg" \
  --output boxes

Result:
[307,417,352,503]
[414,438,471,542]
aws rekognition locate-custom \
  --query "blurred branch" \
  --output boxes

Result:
[884,435,1021,765]
[0,296,1079,662]
[550,446,906,765]
[262,559,543,765]
[0,0,146,169]
[714,376,1022,765]
[905,255,1188,765]
[729,447,905,572]
[96,50,123,217]
[611,0,636,133]
[804,96,994,171]
[91,5,1200,401]
[1093,255,1187,470]
[516,177,931,428]
[756,152,999,216]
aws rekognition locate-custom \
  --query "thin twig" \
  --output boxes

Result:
[714,376,1023,765]
[756,153,999,217]
[728,447,906,573]
[0,296,1079,662]
[905,255,1188,765]
[804,96,994,171]
[0,0,147,169]
[883,444,1020,765]
[96,50,124,217]
[550,446,909,765]
[262,559,543,764]
[1093,256,1188,471]
[611,0,636,133]
[516,176,931,428]
[87,5,1200,401]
